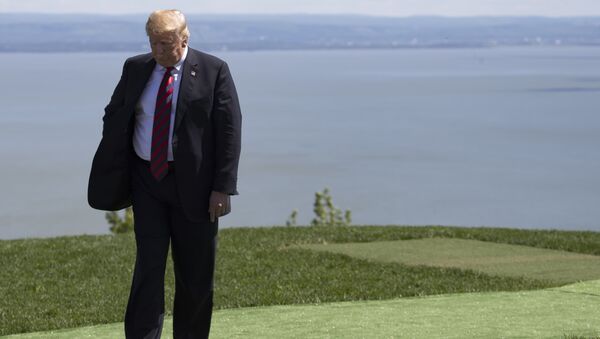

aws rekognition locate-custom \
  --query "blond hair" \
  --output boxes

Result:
[146,10,190,41]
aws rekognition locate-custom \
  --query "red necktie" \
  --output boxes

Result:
[150,66,174,181]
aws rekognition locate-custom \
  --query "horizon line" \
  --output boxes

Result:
[2,12,600,19]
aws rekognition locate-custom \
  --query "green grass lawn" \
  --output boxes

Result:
[298,238,600,283]
[2,225,600,336]
[6,280,600,338]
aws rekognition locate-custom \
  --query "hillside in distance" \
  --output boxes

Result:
[1,14,600,52]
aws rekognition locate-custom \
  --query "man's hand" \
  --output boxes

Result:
[209,191,231,222]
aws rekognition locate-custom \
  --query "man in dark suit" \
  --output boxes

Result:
[87,9,241,338]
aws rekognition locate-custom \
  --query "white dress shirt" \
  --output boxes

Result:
[133,47,188,161]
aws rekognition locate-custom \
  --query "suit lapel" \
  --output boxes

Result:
[174,50,199,132]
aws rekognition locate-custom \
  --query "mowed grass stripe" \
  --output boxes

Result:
[298,238,600,283]
[7,280,600,339]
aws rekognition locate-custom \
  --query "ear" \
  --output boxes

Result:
[181,38,188,48]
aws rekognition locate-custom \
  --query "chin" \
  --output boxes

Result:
[154,57,173,67]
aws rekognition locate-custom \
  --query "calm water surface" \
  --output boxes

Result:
[1,47,599,239]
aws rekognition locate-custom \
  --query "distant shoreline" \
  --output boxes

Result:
[2,14,600,53]
[1,44,597,54]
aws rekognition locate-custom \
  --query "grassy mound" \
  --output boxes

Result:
[2,225,600,336]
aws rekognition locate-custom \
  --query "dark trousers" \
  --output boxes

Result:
[125,156,217,339]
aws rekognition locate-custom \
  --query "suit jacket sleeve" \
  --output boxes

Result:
[102,59,129,133]
[87,58,133,211]
[212,61,242,195]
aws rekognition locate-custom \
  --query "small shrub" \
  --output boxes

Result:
[286,188,351,226]
[106,207,134,234]
[309,188,352,226]
[286,209,298,227]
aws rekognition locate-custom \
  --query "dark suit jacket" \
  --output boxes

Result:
[88,48,242,223]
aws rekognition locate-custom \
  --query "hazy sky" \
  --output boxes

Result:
[2,0,600,16]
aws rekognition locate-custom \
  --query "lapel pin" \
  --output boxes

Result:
[190,71,196,77]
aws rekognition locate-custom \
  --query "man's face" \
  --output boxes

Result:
[149,31,187,67]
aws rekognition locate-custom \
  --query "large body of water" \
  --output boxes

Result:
[1,47,599,239]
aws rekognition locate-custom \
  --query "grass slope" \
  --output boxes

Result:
[7,280,600,339]
[299,238,600,283]
[2,226,600,336]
